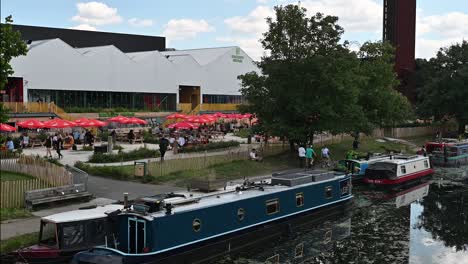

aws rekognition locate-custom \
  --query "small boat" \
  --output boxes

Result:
[363,155,434,185]
[338,154,391,182]
[362,181,430,208]
[6,204,123,264]
[72,170,353,264]
[429,142,468,167]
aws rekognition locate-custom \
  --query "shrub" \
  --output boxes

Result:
[88,147,159,163]
[142,130,159,144]
[180,141,240,153]
[233,128,251,138]
[99,131,109,142]
[75,161,130,180]
[81,146,94,151]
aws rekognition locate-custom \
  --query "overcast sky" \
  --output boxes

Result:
[2,0,467,60]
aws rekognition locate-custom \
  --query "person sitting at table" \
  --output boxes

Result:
[63,133,75,149]
[128,129,135,144]
[177,135,186,148]
[84,130,94,146]
[20,133,30,148]
[73,130,81,144]
[6,137,15,152]
[249,148,262,162]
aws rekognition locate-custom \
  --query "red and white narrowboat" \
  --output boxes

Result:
[363,155,434,185]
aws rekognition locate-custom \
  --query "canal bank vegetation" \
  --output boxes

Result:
[88,147,159,163]
[0,232,38,253]
[76,137,412,186]
[0,208,33,222]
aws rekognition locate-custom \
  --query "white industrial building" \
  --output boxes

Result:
[8,38,260,111]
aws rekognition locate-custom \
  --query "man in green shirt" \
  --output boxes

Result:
[306,145,316,169]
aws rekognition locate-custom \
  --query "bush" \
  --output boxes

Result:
[233,128,251,138]
[142,130,159,144]
[81,146,94,151]
[99,131,109,142]
[88,147,159,163]
[75,161,130,180]
[180,141,240,153]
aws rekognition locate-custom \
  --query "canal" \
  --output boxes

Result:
[199,167,468,264]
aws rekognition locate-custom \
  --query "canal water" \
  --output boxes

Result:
[201,167,468,264]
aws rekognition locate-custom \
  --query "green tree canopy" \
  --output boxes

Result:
[0,15,28,122]
[239,4,412,148]
[416,41,468,135]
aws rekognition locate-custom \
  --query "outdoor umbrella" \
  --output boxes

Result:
[166,113,187,119]
[185,116,211,124]
[74,117,89,125]
[167,122,199,130]
[43,119,77,129]
[200,114,218,122]
[81,119,108,127]
[17,119,45,129]
[122,117,148,125]
[107,115,129,123]
[242,113,253,119]
[213,112,228,118]
[0,123,16,132]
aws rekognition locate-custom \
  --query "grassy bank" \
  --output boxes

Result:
[0,208,33,222]
[0,232,38,253]
[0,171,34,181]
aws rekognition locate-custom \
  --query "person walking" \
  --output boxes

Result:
[298,145,306,168]
[55,134,63,159]
[44,135,53,158]
[305,145,316,169]
[321,146,331,167]
[159,136,169,161]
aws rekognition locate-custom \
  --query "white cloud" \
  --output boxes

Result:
[163,19,214,41]
[416,38,463,59]
[128,18,154,27]
[72,2,122,26]
[224,6,273,36]
[69,24,97,31]
[417,12,468,38]
[257,0,268,3]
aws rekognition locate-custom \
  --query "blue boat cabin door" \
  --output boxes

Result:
[128,217,146,254]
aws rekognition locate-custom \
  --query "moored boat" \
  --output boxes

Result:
[338,154,391,182]
[5,204,122,264]
[429,142,468,167]
[72,170,353,264]
[363,155,434,185]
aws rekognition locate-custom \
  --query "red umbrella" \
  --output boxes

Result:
[168,122,199,130]
[43,119,77,129]
[17,119,45,129]
[107,115,129,123]
[242,113,253,119]
[186,116,211,124]
[166,113,187,119]
[0,123,16,132]
[81,119,107,127]
[122,117,148,125]
[74,117,89,124]
[213,112,228,118]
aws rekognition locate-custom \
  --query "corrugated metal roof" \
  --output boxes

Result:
[161,47,234,66]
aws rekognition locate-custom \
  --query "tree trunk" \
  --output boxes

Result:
[289,139,295,153]
[458,119,467,136]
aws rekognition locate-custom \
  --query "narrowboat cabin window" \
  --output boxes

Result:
[61,223,85,249]
[295,243,304,258]
[192,219,202,232]
[401,165,407,174]
[87,219,107,245]
[265,254,280,264]
[424,160,429,168]
[237,208,245,221]
[325,186,333,199]
[39,220,58,248]
[296,193,304,207]
[266,199,280,215]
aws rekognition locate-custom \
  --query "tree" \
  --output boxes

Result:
[416,41,468,136]
[0,15,28,122]
[239,4,412,150]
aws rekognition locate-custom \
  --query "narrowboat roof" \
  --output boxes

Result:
[343,154,391,163]
[42,204,123,223]
[373,155,428,165]
[126,171,349,220]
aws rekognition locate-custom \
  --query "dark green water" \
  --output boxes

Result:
[205,167,468,264]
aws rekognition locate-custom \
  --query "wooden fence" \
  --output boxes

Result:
[1,179,50,208]
[1,156,73,208]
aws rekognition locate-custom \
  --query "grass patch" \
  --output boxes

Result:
[0,232,38,253]
[75,162,133,180]
[0,208,33,222]
[401,135,433,148]
[0,171,35,182]
[88,147,159,163]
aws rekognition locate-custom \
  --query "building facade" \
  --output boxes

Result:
[5,27,260,112]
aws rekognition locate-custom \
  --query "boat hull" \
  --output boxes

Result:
[363,168,434,185]
[72,198,353,264]
[430,155,468,167]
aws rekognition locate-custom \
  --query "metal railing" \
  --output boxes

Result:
[3,102,73,120]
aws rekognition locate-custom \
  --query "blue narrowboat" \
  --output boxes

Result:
[338,154,391,182]
[430,142,468,167]
[72,170,352,264]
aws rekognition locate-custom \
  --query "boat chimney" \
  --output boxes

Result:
[123,192,129,209]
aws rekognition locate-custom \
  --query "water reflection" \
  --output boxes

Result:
[165,169,468,264]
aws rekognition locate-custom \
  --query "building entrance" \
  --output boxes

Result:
[179,85,200,110]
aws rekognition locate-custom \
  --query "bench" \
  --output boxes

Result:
[28,138,43,148]
[24,184,92,210]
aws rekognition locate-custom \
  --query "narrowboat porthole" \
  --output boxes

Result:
[325,186,333,199]
[296,193,304,207]
[424,160,429,168]
[401,165,407,174]
[266,199,280,215]
[237,208,245,221]
[294,243,304,258]
[192,219,201,232]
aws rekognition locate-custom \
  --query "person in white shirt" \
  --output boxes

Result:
[321,146,331,160]
[177,136,186,147]
[298,145,306,168]
[249,148,262,162]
